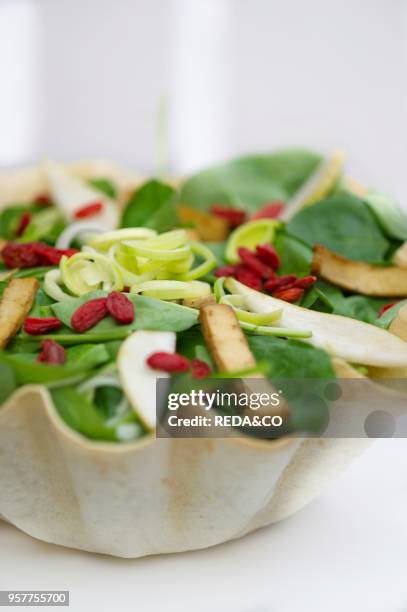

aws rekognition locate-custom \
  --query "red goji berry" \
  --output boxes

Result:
[214,265,239,278]
[191,358,212,379]
[236,265,262,290]
[24,317,62,335]
[1,242,78,269]
[272,287,304,302]
[251,201,285,220]
[71,298,108,332]
[106,291,135,324]
[146,352,190,373]
[2,242,40,268]
[74,201,104,219]
[378,302,397,317]
[15,212,32,237]
[264,274,297,293]
[36,244,78,265]
[37,339,66,365]
[34,193,52,206]
[255,243,281,270]
[209,205,246,228]
[294,275,317,290]
[237,247,273,279]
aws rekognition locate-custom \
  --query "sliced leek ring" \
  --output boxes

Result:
[44,269,76,302]
[87,228,157,250]
[121,240,191,262]
[173,242,217,281]
[220,294,282,325]
[60,251,123,296]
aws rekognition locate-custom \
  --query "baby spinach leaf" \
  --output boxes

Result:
[274,231,312,276]
[121,179,177,232]
[0,353,84,385]
[51,291,198,335]
[332,295,388,324]
[0,362,17,404]
[247,335,335,379]
[0,205,33,239]
[20,208,64,244]
[303,280,387,324]
[287,192,390,263]
[0,343,110,385]
[180,149,321,213]
[248,335,335,434]
[365,190,407,241]
[88,177,117,199]
[65,343,111,369]
[93,385,124,419]
[51,387,127,441]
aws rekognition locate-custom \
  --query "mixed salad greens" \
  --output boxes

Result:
[1,148,407,442]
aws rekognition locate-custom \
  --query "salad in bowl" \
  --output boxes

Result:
[0,149,406,557]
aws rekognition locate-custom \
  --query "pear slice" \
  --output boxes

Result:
[281,149,344,221]
[43,160,119,230]
[225,278,407,368]
[118,330,176,431]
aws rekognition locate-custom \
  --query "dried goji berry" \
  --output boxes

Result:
[15,212,32,237]
[237,247,273,279]
[251,201,285,220]
[146,352,190,373]
[236,265,262,290]
[24,317,62,335]
[272,287,304,302]
[378,302,397,317]
[2,242,40,268]
[34,193,52,206]
[1,242,78,268]
[255,243,281,270]
[71,298,108,332]
[294,275,317,290]
[36,244,78,265]
[214,264,239,278]
[37,339,66,365]
[191,358,212,379]
[210,205,246,228]
[74,201,104,219]
[264,274,297,293]
[106,291,135,324]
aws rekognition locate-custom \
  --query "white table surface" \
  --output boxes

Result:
[1,439,407,612]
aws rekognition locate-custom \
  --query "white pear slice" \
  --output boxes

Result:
[43,160,119,230]
[225,278,407,368]
[118,330,176,431]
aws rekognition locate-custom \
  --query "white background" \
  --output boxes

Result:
[1,1,407,610]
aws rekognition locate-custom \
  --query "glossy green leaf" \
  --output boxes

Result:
[121,179,177,232]
[287,192,390,263]
[180,149,321,213]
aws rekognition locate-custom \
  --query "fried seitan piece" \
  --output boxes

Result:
[312,245,407,297]
[0,278,39,348]
[183,293,216,310]
[177,206,229,242]
[199,304,256,372]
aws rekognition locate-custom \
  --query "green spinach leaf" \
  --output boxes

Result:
[180,149,321,213]
[51,291,198,337]
[88,177,117,199]
[274,231,312,276]
[121,179,177,232]
[287,192,390,262]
